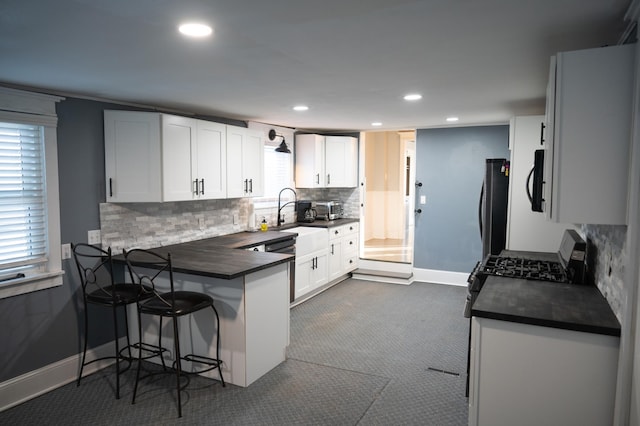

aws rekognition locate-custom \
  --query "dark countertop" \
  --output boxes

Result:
[276,217,359,230]
[471,276,621,336]
[209,230,298,249]
[114,231,295,280]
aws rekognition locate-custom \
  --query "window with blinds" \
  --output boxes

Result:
[0,121,48,273]
[262,145,293,200]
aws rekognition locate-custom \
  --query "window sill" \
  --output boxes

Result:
[0,270,64,299]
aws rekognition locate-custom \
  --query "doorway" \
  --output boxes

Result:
[359,130,416,269]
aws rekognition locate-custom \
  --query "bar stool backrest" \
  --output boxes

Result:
[124,249,175,307]
[72,243,117,302]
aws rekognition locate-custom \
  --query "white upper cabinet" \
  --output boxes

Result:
[196,120,227,199]
[161,114,198,201]
[295,134,325,188]
[226,126,264,198]
[325,136,358,188]
[544,44,635,225]
[104,110,162,202]
[295,134,358,188]
[105,110,228,202]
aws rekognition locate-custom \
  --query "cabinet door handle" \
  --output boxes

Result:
[335,230,339,235]
[109,178,113,197]
[194,179,199,195]
[331,244,334,255]
[540,122,545,145]
[316,173,320,185]
[200,178,205,195]
[327,174,331,185]
[349,241,353,245]
[249,179,253,193]
[244,179,248,193]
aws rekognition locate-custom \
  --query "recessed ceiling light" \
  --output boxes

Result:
[178,23,213,38]
[403,93,422,101]
[446,116,459,122]
[293,105,309,111]
[371,122,383,127]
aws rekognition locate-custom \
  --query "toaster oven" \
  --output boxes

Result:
[315,201,343,220]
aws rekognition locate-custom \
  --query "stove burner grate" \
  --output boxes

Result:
[480,256,568,283]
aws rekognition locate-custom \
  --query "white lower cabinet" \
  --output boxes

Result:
[328,222,359,281]
[469,317,619,426]
[294,250,328,299]
[294,222,359,301]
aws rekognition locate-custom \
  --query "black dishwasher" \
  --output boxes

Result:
[265,237,296,302]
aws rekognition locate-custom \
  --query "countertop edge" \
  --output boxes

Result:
[470,308,622,337]
[170,254,295,280]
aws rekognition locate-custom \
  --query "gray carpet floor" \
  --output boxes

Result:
[0,279,469,425]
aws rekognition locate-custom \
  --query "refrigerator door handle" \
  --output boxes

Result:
[478,181,484,240]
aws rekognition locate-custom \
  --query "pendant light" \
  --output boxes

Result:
[269,129,291,154]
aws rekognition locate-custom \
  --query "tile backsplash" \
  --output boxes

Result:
[100,198,252,252]
[581,224,627,322]
[100,188,359,252]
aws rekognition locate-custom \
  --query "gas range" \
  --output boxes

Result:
[465,229,587,307]
[477,255,569,283]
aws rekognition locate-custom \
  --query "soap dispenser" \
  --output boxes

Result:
[260,217,268,232]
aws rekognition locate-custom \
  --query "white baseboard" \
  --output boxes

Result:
[0,338,125,412]
[412,268,468,287]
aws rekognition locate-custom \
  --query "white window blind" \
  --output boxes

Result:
[0,121,48,271]
[262,145,293,199]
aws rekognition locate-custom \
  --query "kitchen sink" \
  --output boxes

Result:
[280,227,327,257]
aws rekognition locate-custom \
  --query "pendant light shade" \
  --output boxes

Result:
[269,129,291,154]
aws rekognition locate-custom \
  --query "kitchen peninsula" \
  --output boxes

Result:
[116,231,295,387]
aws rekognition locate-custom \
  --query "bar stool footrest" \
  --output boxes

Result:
[132,342,169,360]
[181,354,224,375]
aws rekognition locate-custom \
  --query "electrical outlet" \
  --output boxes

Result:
[233,213,239,225]
[88,229,101,245]
[198,217,205,230]
[61,243,71,260]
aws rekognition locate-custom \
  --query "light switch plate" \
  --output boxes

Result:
[420,195,426,205]
[61,243,71,260]
[88,229,101,245]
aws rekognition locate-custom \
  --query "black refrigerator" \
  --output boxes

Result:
[479,158,509,258]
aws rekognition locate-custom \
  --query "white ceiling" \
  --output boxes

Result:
[0,0,632,132]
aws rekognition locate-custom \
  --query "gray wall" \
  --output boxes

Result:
[0,97,245,383]
[414,125,510,273]
[1,98,114,382]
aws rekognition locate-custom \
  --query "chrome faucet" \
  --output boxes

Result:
[277,187,297,227]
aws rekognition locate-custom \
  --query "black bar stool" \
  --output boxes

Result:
[72,243,154,399]
[124,248,225,418]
